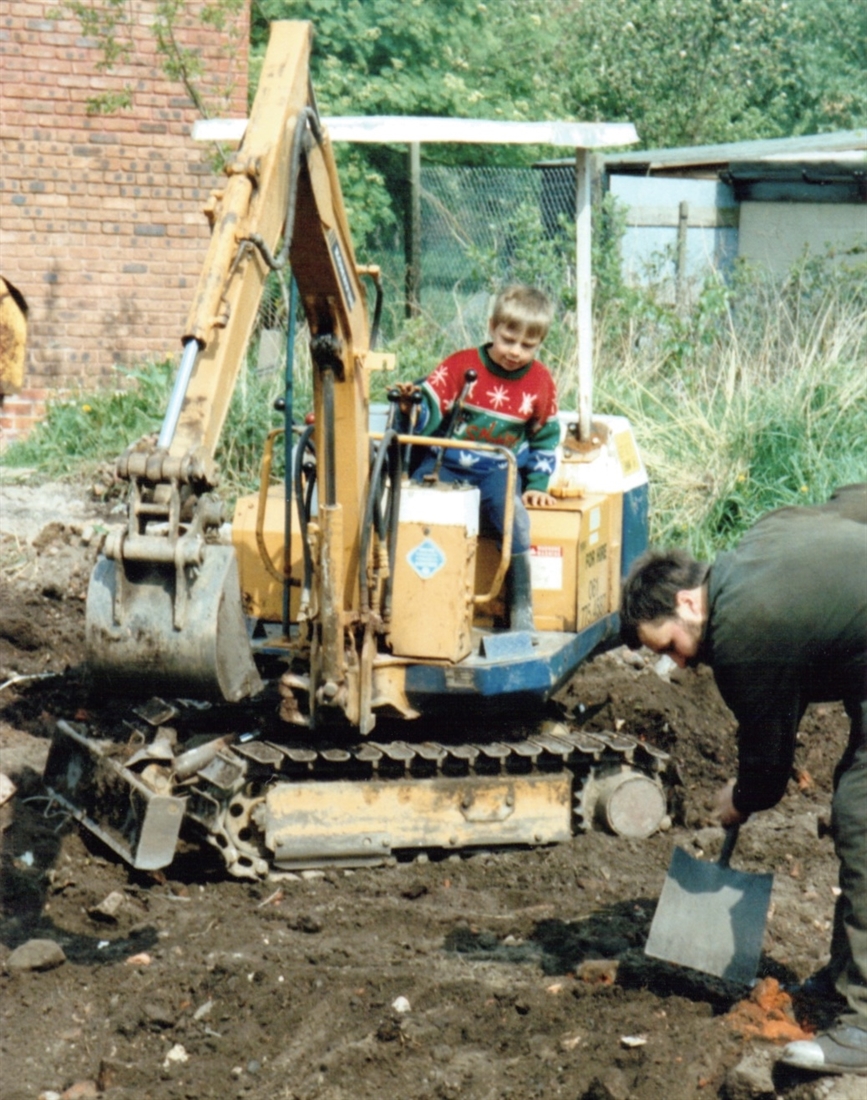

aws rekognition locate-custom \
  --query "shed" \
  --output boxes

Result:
[600,131,867,286]
[538,130,866,293]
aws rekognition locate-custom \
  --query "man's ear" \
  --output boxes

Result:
[675,587,701,618]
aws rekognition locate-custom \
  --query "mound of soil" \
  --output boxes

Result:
[0,481,856,1100]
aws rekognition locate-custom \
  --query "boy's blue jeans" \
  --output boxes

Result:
[412,455,531,555]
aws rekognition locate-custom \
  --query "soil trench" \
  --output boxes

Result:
[0,480,855,1100]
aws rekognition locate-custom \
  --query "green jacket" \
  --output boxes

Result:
[702,484,867,814]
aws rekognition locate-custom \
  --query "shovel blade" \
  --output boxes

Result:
[645,846,773,985]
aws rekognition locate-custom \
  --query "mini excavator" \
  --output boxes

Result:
[44,22,669,878]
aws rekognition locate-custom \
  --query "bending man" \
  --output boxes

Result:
[620,484,867,1078]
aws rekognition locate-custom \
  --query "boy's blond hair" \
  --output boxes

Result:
[490,284,553,342]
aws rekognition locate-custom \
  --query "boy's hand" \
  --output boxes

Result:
[522,490,557,508]
[394,382,419,416]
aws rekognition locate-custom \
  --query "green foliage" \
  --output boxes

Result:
[252,0,571,249]
[216,363,289,497]
[2,360,175,476]
[376,313,466,387]
[466,204,575,307]
[52,0,246,116]
[247,0,867,246]
[57,1,866,246]
[253,0,565,122]
[458,200,580,376]
[592,192,629,311]
[551,0,867,147]
[1,356,293,504]
[588,253,867,557]
[4,253,863,553]
[57,0,867,140]
[326,148,397,254]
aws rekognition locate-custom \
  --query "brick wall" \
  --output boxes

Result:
[0,0,249,444]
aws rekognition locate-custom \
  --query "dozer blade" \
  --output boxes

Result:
[45,720,186,871]
[86,544,263,703]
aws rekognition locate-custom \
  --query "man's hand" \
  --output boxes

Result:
[715,779,749,826]
[523,490,556,508]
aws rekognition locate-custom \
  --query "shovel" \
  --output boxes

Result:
[645,824,773,985]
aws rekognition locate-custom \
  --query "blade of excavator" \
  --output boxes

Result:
[85,544,263,703]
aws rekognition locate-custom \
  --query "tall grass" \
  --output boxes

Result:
[574,256,867,556]
[0,355,293,503]
[3,254,864,553]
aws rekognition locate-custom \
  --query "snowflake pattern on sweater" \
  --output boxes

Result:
[416,345,560,491]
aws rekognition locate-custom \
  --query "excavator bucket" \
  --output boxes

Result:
[86,544,263,703]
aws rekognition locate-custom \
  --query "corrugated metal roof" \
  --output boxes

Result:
[535,130,867,175]
[600,131,866,175]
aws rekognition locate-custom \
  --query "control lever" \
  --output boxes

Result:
[425,369,477,484]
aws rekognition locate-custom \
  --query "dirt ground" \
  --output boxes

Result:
[0,476,860,1100]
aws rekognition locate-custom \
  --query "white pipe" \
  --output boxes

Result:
[574,148,593,440]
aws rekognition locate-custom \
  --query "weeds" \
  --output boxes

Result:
[3,253,864,553]
[585,254,867,555]
[2,360,175,480]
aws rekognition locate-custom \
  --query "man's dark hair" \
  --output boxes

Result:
[619,548,708,649]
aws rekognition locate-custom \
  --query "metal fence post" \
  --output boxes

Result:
[405,141,421,317]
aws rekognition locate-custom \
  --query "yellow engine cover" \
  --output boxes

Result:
[475,492,620,633]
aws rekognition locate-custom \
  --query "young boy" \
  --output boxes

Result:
[397,284,559,631]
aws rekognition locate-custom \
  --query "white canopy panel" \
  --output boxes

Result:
[193,116,638,149]
[324,116,638,148]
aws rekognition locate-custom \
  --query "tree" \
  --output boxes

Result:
[252,0,571,244]
[779,0,867,134]
[59,0,866,246]
[52,0,247,115]
[251,0,865,245]
[550,0,867,148]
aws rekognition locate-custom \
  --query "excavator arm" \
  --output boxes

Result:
[86,21,374,710]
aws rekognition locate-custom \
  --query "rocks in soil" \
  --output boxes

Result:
[6,938,66,972]
[0,772,15,806]
[724,1047,776,1099]
[582,1068,632,1100]
[87,889,126,922]
[818,1076,867,1099]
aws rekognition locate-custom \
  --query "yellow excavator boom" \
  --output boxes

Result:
[86,21,374,710]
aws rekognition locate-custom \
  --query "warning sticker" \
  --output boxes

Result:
[406,537,446,579]
[530,544,563,590]
[614,430,641,477]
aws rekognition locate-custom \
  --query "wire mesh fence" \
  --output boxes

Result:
[250,162,580,375]
[420,163,575,297]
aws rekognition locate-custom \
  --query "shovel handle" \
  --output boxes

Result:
[718,824,740,868]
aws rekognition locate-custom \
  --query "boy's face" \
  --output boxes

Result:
[488,321,541,372]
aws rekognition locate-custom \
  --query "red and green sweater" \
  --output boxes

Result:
[416,344,560,492]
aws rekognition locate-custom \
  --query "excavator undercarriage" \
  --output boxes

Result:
[46,700,669,879]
